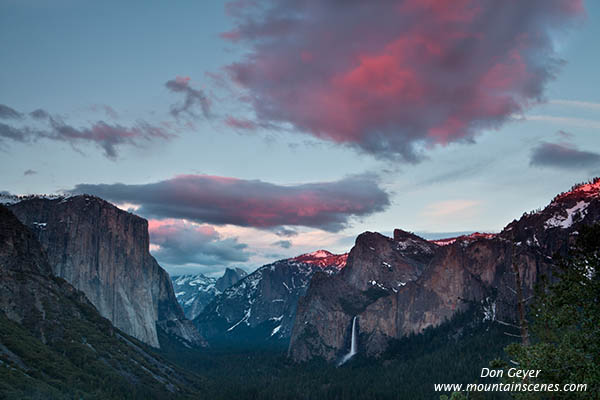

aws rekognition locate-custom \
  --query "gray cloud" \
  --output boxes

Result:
[165,76,211,119]
[0,123,30,142]
[530,141,600,170]
[272,226,298,237]
[149,221,249,267]
[0,106,174,159]
[272,240,292,249]
[1,76,212,159]
[29,109,50,120]
[47,117,173,159]
[23,169,37,176]
[69,173,390,232]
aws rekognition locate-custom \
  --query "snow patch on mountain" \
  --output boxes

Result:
[227,308,252,332]
[196,250,348,343]
[172,268,247,320]
[544,201,589,229]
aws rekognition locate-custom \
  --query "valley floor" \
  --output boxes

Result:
[158,311,514,400]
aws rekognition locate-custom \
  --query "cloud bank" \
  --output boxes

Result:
[69,174,390,232]
[222,0,583,161]
[148,219,249,267]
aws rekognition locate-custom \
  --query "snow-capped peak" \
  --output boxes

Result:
[302,250,333,258]
[0,193,74,205]
[291,250,348,269]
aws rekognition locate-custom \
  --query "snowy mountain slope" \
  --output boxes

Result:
[194,250,347,346]
[171,267,247,320]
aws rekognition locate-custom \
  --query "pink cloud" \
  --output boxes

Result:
[222,0,583,161]
[70,173,390,232]
[422,200,480,218]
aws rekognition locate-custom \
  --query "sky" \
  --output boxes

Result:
[1,0,599,276]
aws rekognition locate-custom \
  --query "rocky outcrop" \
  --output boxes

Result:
[195,251,346,346]
[216,267,247,292]
[289,179,600,362]
[9,195,204,348]
[289,231,435,361]
[0,205,200,397]
[172,267,247,320]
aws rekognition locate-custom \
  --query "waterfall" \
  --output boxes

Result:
[338,316,358,365]
[349,316,358,356]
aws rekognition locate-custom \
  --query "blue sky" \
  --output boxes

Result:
[1,0,599,276]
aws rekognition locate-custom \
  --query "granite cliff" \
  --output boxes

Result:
[9,195,204,348]
[0,205,202,398]
[289,179,600,362]
[216,267,248,292]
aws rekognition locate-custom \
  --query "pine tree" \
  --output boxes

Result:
[502,224,600,399]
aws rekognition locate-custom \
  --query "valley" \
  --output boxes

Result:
[1,178,599,399]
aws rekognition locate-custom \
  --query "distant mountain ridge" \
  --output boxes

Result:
[430,232,497,246]
[216,267,248,291]
[195,250,347,347]
[8,195,205,349]
[289,178,600,362]
[172,267,247,320]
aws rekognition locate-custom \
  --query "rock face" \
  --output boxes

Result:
[216,267,247,292]
[195,250,346,346]
[9,195,204,348]
[0,205,199,397]
[289,179,600,362]
[172,267,247,320]
[0,204,61,326]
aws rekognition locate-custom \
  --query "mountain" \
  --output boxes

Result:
[194,250,347,347]
[216,267,248,291]
[8,195,205,349]
[289,178,600,362]
[0,205,202,398]
[172,267,247,320]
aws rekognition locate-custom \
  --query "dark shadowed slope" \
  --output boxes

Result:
[0,205,204,399]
